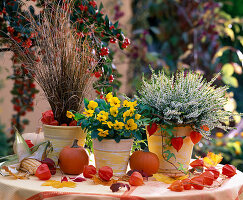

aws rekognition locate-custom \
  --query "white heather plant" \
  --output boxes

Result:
[136,69,235,137]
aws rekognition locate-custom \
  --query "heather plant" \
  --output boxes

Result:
[136,69,235,137]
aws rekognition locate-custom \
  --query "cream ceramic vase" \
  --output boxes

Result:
[147,125,194,177]
[93,138,133,177]
[43,124,86,164]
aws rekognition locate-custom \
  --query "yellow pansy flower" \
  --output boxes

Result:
[110,106,118,117]
[66,111,75,118]
[102,121,113,128]
[123,100,130,107]
[96,111,109,122]
[123,107,135,119]
[88,100,98,110]
[129,101,137,108]
[83,108,94,117]
[97,129,109,137]
[135,114,141,120]
[113,120,124,130]
[110,97,121,107]
[125,119,138,131]
[106,92,113,102]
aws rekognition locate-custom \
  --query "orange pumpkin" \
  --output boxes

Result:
[59,139,89,175]
[129,150,159,176]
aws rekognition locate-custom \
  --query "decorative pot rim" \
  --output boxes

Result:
[92,138,134,142]
[43,124,81,130]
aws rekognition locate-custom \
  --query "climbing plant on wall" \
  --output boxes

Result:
[0,0,129,134]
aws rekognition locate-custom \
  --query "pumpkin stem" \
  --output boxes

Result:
[71,139,80,148]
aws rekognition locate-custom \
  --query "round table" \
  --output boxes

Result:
[0,168,243,200]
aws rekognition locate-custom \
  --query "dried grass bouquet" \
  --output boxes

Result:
[11,1,100,125]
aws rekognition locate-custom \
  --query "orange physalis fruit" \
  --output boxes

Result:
[129,172,144,186]
[98,166,113,181]
[168,180,184,192]
[171,137,183,152]
[190,159,204,168]
[200,171,214,186]
[203,152,223,168]
[190,177,204,190]
[222,164,237,178]
[181,178,192,190]
[205,167,220,180]
[190,131,202,144]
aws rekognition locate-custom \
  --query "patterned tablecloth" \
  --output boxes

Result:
[0,167,243,200]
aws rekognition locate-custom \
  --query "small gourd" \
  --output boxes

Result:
[59,139,89,175]
[129,149,159,176]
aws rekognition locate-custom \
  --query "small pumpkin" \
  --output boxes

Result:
[129,150,159,176]
[59,139,89,175]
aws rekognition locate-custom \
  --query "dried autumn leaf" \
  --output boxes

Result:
[61,176,68,182]
[110,182,130,192]
[2,166,29,179]
[153,173,188,184]
[92,175,118,186]
[41,180,76,188]
[203,152,223,168]
[70,177,86,182]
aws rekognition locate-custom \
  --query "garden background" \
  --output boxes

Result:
[1,0,243,170]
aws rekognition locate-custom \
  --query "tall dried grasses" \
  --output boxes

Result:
[12,1,99,124]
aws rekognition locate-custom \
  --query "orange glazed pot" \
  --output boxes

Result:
[147,125,194,177]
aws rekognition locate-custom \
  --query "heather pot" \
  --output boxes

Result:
[93,138,133,177]
[43,124,86,164]
[147,125,194,177]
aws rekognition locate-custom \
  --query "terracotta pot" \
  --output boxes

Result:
[147,125,193,177]
[93,138,133,177]
[43,124,86,164]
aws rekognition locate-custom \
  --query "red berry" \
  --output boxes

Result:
[190,159,204,168]
[205,167,220,180]
[190,131,202,144]
[98,166,113,181]
[171,137,183,152]
[129,172,144,186]
[147,123,157,136]
[83,165,97,178]
[191,176,204,190]
[168,180,184,192]
[109,38,116,43]
[124,38,131,46]
[222,164,237,178]
[201,171,214,186]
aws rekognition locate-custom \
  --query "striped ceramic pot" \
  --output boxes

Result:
[147,125,194,177]
[93,138,133,177]
[43,124,86,164]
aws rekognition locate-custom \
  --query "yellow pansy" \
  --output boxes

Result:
[135,114,141,120]
[123,100,130,107]
[216,132,224,138]
[113,120,124,130]
[102,121,113,128]
[106,92,113,102]
[83,108,94,117]
[123,107,135,119]
[125,119,138,131]
[110,106,118,117]
[110,97,121,107]
[96,111,109,122]
[97,129,109,137]
[129,101,137,108]
[66,111,75,118]
[88,100,98,110]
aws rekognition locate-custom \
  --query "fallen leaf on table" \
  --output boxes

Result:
[203,152,223,168]
[153,173,188,184]
[41,180,76,188]
[110,182,130,192]
[92,175,118,186]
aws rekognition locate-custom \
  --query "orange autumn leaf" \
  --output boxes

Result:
[92,175,118,186]
[203,152,223,168]
[153,173,188,184]
[41,180,76,188]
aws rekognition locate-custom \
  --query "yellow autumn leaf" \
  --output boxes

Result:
[153,173,188,184]
[203,152,223,168]
[41,180,76,188]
